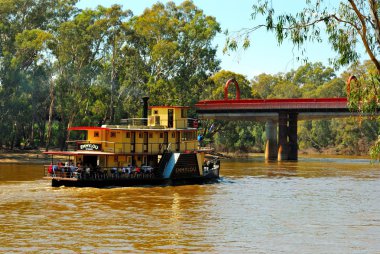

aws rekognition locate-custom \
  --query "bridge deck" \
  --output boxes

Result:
[195,98,352,121]
[196,98,348,110]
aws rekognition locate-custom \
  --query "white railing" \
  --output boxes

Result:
[112,117,198,129]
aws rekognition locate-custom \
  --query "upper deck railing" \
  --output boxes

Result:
[104,117,198,129]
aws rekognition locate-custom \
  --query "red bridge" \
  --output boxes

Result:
[195,79,357,161]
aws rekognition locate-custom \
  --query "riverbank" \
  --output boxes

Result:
[221,148,371,160]
[0,150,51,164]
[0,148,371,164]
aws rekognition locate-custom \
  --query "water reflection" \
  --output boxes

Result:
[0,158,380,253]
[223,157,379,179]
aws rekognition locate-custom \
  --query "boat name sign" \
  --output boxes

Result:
[79,144,102,151]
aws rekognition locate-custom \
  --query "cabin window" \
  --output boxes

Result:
[160,133,163,139]
[154,110,158,115]
[182,132,195,141]
[110,132,116,138]
[181,109,187,118]
[171,132,175,138]
[149,133,153,138]
[126,132,130,138]
[94,131,99,137]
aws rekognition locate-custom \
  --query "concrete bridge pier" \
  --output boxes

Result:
[288,113,298,161]
[265,120,277,161]
[277,112,289,161]
[264,113,299,161]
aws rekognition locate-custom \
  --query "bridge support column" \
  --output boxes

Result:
[278,112,288,161]
[265,120,277,161]
[288,113,298,161]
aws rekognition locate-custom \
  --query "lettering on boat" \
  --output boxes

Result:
[78,144,101,151]
[175,167,198,174]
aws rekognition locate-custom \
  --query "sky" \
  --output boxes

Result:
[76,0,362,79]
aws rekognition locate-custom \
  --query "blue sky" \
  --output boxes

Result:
[77,0,360,79]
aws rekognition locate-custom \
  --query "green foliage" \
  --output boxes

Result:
[214,121,264,153]
[0,0,221,150]
[130,1,221,107]
[370,136,380,161]
[0,0,78,149]
[206,70,251,100]
[0,0,378,159]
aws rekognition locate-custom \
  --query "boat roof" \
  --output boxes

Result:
[148,106,190,109]
[68,126,196,131]
[43,151,115,156]
[68,126,110,131]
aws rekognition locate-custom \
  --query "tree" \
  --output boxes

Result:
[207,70,251,100]
[130,1,221,107]
[47,5,135,149]
[0,0,78,149]
[270,80,301,98]
[251,73,279,98]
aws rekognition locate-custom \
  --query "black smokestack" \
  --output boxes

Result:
[142,96,149,126]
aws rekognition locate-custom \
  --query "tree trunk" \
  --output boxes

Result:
[65,114,76,151]
[369,0,380,50]
[30,115,35,148]
[45,79,55,151]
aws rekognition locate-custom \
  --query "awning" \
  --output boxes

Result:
[68,126,110,131]
[43,151,115,156]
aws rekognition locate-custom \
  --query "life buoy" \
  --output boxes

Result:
[193,119,198,128]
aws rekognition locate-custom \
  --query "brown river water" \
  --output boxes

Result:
[0,157,379,253]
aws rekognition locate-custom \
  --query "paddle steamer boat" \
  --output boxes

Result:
[43,97,220,187]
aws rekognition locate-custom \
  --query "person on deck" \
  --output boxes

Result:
[69,163,76,177]
[85,164,91,178]
[52,164,58,176]
[48,163,53,176]
[197,134,204,147]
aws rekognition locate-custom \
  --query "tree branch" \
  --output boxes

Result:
[368,0,380,47]
[349,0,380,72]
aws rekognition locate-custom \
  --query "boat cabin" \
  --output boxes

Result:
[47,105,200,170]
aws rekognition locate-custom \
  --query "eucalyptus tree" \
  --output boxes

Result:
[0,0,78,148]
[92,5,133,123]
[251,73,280,99]
[47,5,133,149]
[130,0,221,107]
